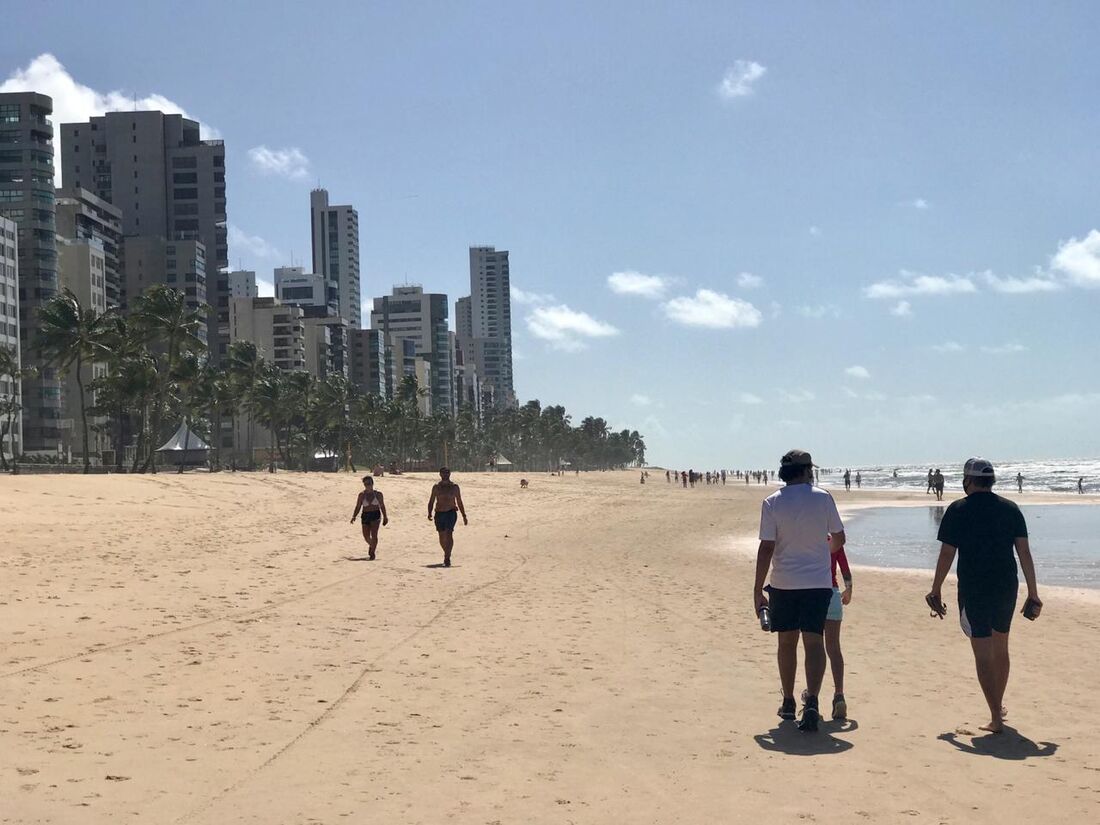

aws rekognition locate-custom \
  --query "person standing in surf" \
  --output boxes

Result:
[350,476,388,560]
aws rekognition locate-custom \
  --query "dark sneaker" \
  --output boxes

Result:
[798,696,820,732]
[778,697,797,720]
[832,695,847,721]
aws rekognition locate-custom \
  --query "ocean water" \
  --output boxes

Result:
[819,457,1099,494]
[845,504,1100,589]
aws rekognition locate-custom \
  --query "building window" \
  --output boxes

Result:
[173,188,198,200]
[171,156,197,169]
[173,172,197,184]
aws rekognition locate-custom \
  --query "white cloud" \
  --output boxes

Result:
[845,365,871,380]
[795,304,841,319]
[864,390,888,402]
[228,224,284,263]
[526,304,619,352]
[980,343,1028,355]
[1051,230,1100,288]
[663,289,763,329]
[780,390,816,404]
[736,271,763,289]
[629,393,652,407]
[0,53,219,184]
[607,271,668,299]
[931,341,965,353]
[717,60,766,99]
[247,145,311,181]
[982,271,1061,294]
[809,226,822,237]
[510,284,554,305]
[739,392,764,405]
[864,271,978,300]
[890,300,913,316]
[908,198,930,210]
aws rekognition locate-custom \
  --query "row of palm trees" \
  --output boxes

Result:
[0,285,647,474]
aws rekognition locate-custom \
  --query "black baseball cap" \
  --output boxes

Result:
[781,449,815,467]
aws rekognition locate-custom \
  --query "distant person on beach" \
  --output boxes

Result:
[893,469,898,479]
[1079,477,1085,494]
[427,467,468,567]
[927,469,934,494]
[843,469,851,491]
[855,472,862,489]
[640,471,646,485]
[926,458,1042,734]
[350,476,388,560]
[826,535,854,720]
[754,449,845,732]
[682,471,688,488]
[933,469,945,501]
[1016,472,1024,494]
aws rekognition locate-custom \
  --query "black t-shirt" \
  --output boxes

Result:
[937,491,1027,592]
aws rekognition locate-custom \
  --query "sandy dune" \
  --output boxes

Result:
[1,471,1097,823]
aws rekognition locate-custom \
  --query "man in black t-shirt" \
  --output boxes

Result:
[926,458,1042,733]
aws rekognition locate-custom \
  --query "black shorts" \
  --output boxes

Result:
[768,587,833,635]
[434,510,458,532]
[958,586,1016,638]
[361,510,381,525]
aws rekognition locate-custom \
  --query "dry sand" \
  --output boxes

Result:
[1,470,1097,824]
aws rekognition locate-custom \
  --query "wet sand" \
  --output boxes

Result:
[1,471,1097,823]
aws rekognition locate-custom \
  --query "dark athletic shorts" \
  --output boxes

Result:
[434,510,458,532]
[768,587,833,635]
[361,510,381,525]
[958,587,1016,639]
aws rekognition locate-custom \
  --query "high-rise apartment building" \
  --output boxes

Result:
[0,91,62,453]
[121,236,207,340]
[227,297,305,372]
[369,285,453,414]
[348,328,386,398]
[59,111,226,344]
[274,266,328,310]
[310,188,360,329]
[0,215,20,460]
[457,246,515,408]
[54,187,122,309]
[226,269,257,299]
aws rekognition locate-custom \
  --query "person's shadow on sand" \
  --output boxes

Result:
[754,719,857,755]
[938,727,1057,760]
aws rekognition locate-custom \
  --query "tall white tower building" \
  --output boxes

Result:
[310,188,360,329]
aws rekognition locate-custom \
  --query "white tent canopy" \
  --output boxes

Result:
[157,422,210,453]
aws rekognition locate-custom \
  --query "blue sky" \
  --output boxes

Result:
[4,1,1099,468]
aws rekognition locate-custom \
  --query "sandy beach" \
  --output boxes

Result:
[1,470,1098,824]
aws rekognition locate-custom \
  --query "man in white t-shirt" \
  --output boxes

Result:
[753,449,846,732]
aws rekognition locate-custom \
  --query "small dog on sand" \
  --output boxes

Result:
[520,479,529,489]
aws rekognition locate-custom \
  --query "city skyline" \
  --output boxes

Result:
[2,2,1098,467]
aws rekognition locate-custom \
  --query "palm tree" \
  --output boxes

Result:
[226,340,264,469]
[0,344,35,472]
[313,373,354,471]
[132,286,207,473]
[252,364,290,469]
[35,289,110,472]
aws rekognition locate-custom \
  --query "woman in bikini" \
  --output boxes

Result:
[350,476,388,560]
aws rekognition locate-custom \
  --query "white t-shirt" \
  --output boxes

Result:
[758,483,844,590]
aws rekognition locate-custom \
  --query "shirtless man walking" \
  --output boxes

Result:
[428,467,468,567]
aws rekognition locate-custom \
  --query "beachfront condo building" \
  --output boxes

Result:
[274,266,329,311]
[0,215,20,461]
[55,187,123,310]
[369,285,453,415]
[302,310,350,380]
[57,236,109,459]
[348,328,387,399]
[456,246,515,409]
[120,236,208,342]
[0,91,62,455]
[227,296,306,373]
[59,111,227,351]
[310,188,361,330]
